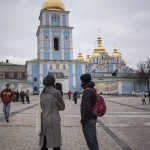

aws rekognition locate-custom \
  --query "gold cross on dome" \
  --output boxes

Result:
[114,42,117,48]
[98,29,100,35]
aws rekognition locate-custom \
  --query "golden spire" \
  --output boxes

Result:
[77,51,84,61]
[95,35,105,53]
[85,54,91,62]
[92,49,100,57]
[42,0,65,11]
[119,53,124,62]
[112,48,121,57]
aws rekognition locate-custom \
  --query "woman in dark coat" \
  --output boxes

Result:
[73,91,78,104]
[40,75,65,150]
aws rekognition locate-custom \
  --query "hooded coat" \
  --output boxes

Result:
[80,81,97,125]
[39,86,65,148]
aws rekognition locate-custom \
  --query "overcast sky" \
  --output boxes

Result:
[0,0,150,69]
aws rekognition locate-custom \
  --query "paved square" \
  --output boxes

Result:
[0,95,150,150]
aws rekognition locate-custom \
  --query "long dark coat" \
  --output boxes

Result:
[39,86,65,148]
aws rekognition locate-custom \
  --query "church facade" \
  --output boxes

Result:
[84,35,133,73]
[26,0,85,94]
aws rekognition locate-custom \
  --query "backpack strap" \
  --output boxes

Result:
[85,88,97,96]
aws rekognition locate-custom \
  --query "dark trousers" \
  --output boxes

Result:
[21,97,24,103]
[142,99,146,105]
[41,136,60,150]
[82,119,99,150]
[74,99,77,104]
[69,95,71,100]
[26,97,30,103]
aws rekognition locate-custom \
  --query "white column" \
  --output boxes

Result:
[66,14,69,26]
[39,63,43,87]
[82,64,85,74]
[70,30,73,60]
[119,81,122,94]
[113,64,116,71]
[49,14,51,26]
[60,14,62,26]
[72,64,76,91]
[61,30,64,60]
[27,64,32,81]
[50,30,53,59]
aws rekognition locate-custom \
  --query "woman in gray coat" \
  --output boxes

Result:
[40,75,65,150]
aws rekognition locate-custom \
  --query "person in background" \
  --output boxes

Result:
[40,75,65,150]
[149,90,150,104]
[20,91,25,104]
[16,90,19,102]
[68,90,71,100]
[0,84,14,122]
[78,92,80,98]
[26,90,30,104]
[141,91,146,105]
[80,74,99,150]
[73,91,78,104]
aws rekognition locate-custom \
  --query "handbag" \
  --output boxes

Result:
[36,107,42,136]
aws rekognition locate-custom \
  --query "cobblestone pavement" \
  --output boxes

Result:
[0,95,150,150]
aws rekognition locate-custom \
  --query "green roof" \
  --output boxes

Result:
[0,79,33,84]
[0,62,24,66]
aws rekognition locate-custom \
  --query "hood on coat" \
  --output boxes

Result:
[83,81,95,89]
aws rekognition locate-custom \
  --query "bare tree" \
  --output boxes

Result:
[137,58,150,91]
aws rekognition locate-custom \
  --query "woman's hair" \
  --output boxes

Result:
[43,75,55,86]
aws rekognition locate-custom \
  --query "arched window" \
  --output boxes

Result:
[45,34,48,39]
[54,38,59,50]
[65,35,68,40]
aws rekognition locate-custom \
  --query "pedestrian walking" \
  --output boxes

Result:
[40,75,65,150]
[14,90,19,102]
[0,84,14,122]
[73,91,78,104]
[16,90,19,102]
[26,90,30,104]
[148,90,150,104]
[68,90,71,100]
[141,91,146,105]
[20,91,25,104]
[80,74,99,150]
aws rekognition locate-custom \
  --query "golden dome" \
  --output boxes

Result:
[112,48,121,57]
[85,54,91,62]
[121,55,124,62]
[96,44,105,53]
[77,52,84,61]
[95,35,105,53]
[92,49,100,57]
[42,0,65,11]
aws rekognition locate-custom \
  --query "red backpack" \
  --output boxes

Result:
[86,88,106,117]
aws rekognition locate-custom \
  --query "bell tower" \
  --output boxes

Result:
[37,0,73,60]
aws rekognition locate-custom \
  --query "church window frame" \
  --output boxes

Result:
[45,34,48,40]
[56,64,60,69]
[34,77,37,82]
[63,64,66,69]
[34,87,37,91]
[65,35,68,40]
[54,37,59,51]
[50,65,52,70]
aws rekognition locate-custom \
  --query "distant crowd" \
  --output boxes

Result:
[13,90,30,104]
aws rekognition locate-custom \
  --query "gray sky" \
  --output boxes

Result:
[0,0,150,69]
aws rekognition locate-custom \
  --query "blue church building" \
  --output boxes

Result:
[26,0,85,94]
